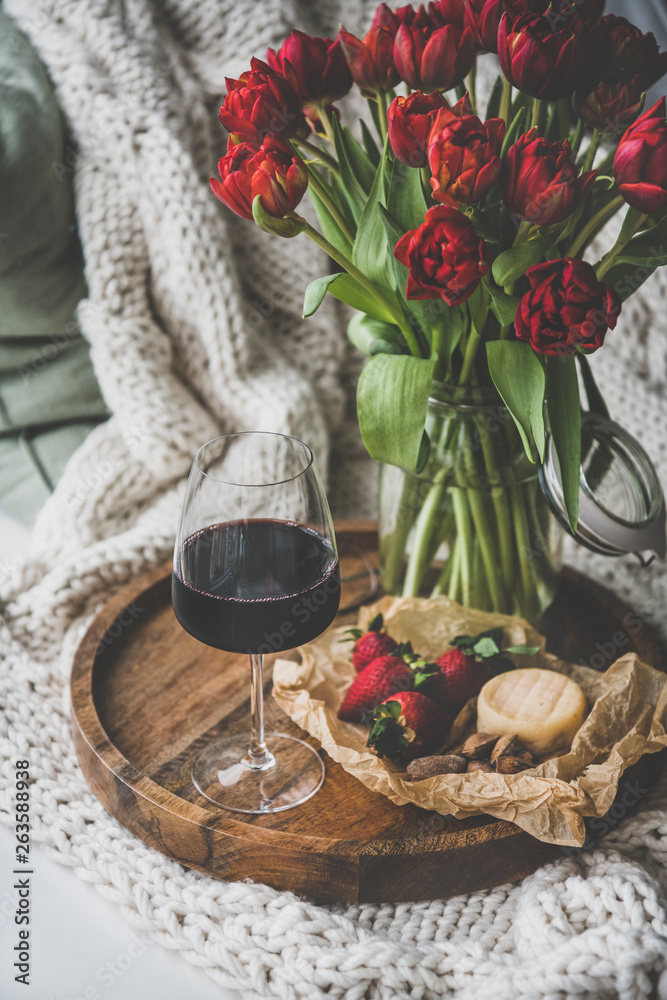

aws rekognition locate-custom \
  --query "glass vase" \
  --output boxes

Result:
[379,381,562,622]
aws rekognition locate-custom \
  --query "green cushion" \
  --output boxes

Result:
[0,10,108,524]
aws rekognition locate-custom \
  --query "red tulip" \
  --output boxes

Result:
[210,136,308,220]
[501,128,597,225]
[219,58,301,142]
[576,16,667,132]
[388,90,448,167]
[515,258,620,356]
[613,98,667,214]
[338,27,399,94]
[465,0,542,53]
[393,205,489,305]
[428,106,505,206]
[371,3,418,33]
[267,31,352,107]
[393,2,476,93]
[596,15,667,82]
[498,11,579,101]
[575,74,646,134]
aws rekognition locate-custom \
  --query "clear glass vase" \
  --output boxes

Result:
[379,381,562,622]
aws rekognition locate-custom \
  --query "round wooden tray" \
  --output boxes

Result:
[71,522,665,904]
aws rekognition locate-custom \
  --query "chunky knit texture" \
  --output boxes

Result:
[3,2,667,997]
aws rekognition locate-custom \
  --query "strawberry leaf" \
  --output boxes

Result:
[504,644,540,656]
[368,613,384,633]
[473,636,501,659]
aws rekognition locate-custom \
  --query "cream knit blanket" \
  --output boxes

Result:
[4,1,667,997]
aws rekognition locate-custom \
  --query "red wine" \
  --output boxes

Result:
[172,519,340,654]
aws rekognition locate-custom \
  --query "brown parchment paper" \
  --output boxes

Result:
[272,596,667,846]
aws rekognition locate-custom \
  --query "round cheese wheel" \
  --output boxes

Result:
[476,668,587,755]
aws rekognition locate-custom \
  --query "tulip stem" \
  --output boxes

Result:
[376,90,389,142]
[499,77,512,126]
[565,194,625,258]
[596,211,648,279]
[318,106,337,146]
[582,128,602,173]
[570,119,585,158]
[301,221,422,357]
[530,98,544,133]
[303,165,355,244]
[292,136,339,173]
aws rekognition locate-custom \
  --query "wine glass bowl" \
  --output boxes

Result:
[172,432,340,814]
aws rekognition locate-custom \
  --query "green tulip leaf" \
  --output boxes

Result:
[487,339,545,462]
[357,352,436,473]
[340,124,376,195]
[331,114,369,222]
[251,197,307,239]
[491,230,560,286]
[353,140,393,288]
[386,156,428,234]
[348,312,403,356]
[546,354,581,532]
[360,119,381,167]
[487,285,520,327]
[303,272,396,323]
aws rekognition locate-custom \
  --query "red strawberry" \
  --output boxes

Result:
[345,613,398,672]
[413,629,539,708]
[366,691,444,763]
[423,647,490,706]
[337,655,413,723]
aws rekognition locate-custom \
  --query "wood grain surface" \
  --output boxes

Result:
[70,522,665,903]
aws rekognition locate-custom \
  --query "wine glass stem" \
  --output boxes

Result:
[247,653,274,769]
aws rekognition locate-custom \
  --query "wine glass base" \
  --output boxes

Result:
[191,733,325,814]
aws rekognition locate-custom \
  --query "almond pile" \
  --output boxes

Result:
[406,732,535,780]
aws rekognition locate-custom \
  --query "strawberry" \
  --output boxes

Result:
[413,629,539,708]
[344,613,398,672]
[337,654,413,723]
[419,647,490,707]
[366,691,444,763]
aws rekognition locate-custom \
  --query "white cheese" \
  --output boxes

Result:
[476,668,587,755]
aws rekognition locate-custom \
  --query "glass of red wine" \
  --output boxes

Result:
[172,431,340,814]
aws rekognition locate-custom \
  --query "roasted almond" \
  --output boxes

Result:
[490,734,520,763]
[460,733,499,760]
[495,754,529,774]
[406,754,467,780]
[466,760,494,773]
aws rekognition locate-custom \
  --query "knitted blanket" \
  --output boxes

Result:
[3,2,667,997]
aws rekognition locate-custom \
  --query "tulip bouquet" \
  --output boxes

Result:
[210,1,667,619]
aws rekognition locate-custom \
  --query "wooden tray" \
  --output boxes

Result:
[71,522,665,903]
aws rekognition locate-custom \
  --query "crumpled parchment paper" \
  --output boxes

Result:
[273,596,667,846]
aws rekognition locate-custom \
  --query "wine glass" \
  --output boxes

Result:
[172,432,340,814]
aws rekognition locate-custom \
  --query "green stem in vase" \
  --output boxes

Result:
[402,468,447,596]
[451,488,472,606]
